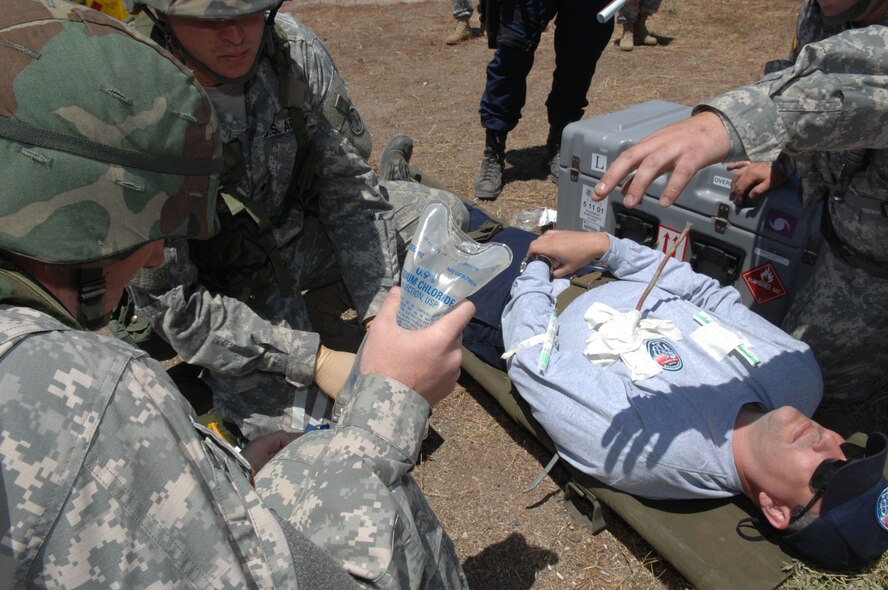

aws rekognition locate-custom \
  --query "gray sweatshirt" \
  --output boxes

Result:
[502,236,822,499]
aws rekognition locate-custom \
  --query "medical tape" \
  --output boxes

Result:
[501,314,559,374]
[692,311,760,366]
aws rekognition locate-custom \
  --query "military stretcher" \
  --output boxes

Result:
[458,203,796,590]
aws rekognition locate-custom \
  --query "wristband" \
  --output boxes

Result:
[520,254,553,274]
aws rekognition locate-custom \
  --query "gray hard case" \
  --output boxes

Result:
[556,100,821,324]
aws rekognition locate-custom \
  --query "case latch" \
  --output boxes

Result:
[715,203,730,234]
[614,210,657,247]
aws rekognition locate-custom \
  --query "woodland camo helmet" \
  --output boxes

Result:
[0,0,221,265]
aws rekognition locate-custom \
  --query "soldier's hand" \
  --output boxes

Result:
[360,287,475,406]
[241,430,300,473]
[527,230,611,278]
[592,111,731,208]
[727,161,786,205]
[314,345,357,400]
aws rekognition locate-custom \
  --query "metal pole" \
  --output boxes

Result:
[597,0,628,23]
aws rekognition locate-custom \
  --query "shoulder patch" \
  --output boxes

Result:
[645,339,683,372]
[877,485,888,533]
[347,105,364,136]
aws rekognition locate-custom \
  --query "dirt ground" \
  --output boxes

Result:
[281,1,883,588]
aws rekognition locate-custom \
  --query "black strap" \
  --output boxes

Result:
[271,26,319,207]
[76,267,109,330]
[837,192,888,216]
[0,117,222,176]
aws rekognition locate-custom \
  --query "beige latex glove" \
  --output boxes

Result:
[314,344,357,400]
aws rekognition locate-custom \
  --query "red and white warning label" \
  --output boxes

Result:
[742,262,788,305]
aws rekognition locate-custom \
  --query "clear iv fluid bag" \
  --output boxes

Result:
[398,202,513,329]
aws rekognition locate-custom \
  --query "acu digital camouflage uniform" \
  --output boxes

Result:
[128,2,468,438]
[0,2,467,588]
[699,4,888,404]
[1,310,466,589]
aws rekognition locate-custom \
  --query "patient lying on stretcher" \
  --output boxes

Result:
[481,229,887,572]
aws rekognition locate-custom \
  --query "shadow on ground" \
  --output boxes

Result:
[457,374,689,589]
[504,145,551,184]
[462,532,558,590]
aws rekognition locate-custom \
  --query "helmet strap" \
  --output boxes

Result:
[146,6,278,86]
[76,267,109,330]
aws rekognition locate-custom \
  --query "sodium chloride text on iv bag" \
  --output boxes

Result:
[397,202,512,329]
[330,202,512,422]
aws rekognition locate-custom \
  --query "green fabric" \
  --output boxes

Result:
[0,266,80,329]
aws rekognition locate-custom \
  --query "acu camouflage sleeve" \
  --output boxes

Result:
[311,121,398,323]
[0,313,298,588]
[255,374,450,588]
[281,16,399,322]
[129,237,319,388]
[697,26,888,163]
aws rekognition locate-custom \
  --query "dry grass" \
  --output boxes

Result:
[781,553,888,590]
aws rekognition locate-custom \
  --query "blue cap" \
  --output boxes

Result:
[781,432,888,571]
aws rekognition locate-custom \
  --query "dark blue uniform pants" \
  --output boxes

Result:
[479,0,614,137]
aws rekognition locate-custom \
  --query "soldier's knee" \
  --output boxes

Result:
[497,25,540,53]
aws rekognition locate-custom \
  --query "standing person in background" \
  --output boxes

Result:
[591,0,888,406]
[446,0,474,45]
[618,0,661,51]
[474,0,614,200]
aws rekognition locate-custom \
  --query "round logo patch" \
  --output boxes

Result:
[645,339,683,372]
[347,106,365,136]
[877,485,888,533]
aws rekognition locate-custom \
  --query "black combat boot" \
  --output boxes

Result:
[474,129,506,200]
[379,134,414,181]
[545,127,562,184]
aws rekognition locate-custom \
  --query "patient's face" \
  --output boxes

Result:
[751,407,847,510]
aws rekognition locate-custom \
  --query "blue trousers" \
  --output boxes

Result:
[479,0,614,137]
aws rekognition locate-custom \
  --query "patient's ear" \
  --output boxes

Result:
[758,491,793,530]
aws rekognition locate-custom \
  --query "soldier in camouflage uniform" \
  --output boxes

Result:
[445,0,474,45]
[591,0,888,405]
[617,0,661,52]
[0,2,471,587]
[123,0,470,438]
